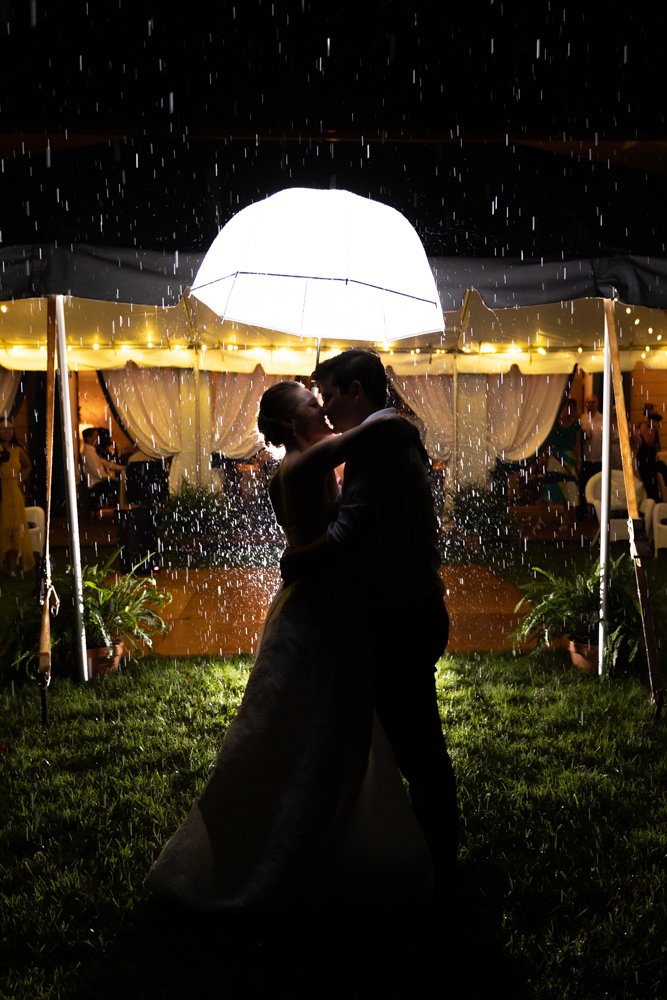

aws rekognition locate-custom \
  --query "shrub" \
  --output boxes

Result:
[152,482,283,568]
[440,479,514,565]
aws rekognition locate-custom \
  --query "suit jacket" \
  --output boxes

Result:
[326,414,444,609]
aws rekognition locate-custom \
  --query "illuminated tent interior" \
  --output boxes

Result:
[1,245,667,490]
[3,253,667,376]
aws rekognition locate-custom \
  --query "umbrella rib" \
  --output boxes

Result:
[192,271,440,306]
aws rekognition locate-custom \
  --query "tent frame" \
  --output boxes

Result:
[603,300,664,717]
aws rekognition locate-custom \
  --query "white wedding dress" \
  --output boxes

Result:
[146,469,433,913]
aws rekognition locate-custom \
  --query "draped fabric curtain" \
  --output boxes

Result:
[0,367,20,419]
[389,365,567,473]
[101,362,568,494]
[387,369,454,462]
[212,365,282,459]
[487,367,567,462]
[103,362,215,494]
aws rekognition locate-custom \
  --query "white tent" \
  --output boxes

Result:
[1,245,665,685]
[3,248,666,488]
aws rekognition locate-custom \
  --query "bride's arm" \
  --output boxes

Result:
[287,412,397,482]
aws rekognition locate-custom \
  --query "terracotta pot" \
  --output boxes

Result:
[87,642,124,677]
[568,639,598,673]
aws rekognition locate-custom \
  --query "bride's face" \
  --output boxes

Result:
[289,386,331,445]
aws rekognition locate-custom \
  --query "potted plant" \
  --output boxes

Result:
[0,549,171,683]
[76,549,171,675]
[513,553,647,673]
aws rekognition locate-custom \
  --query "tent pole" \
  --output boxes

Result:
[194,350,202,485]
[597,326,613,674]
[37,298,57,726]
[452,290,472,491]
[603,298,664,718]
[452,362,459,489]
[54,295,88,683]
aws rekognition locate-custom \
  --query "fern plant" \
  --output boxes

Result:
[0,549,172,683]
[79,549,171,654]
[513,553,650,673]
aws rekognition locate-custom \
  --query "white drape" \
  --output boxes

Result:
[212,365,282,459]
[388,369,454,462]
[0,367,20,419]
[389,365,567,471]
[487,367,567,462]
[99,362,568,494]
[103,362,215,494]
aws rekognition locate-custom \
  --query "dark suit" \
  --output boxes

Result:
[326,412,458,876]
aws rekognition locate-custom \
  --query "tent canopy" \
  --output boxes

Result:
[1,245,667,375]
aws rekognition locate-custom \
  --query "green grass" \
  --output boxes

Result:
[441,650,667,998]
[1,651,666,998]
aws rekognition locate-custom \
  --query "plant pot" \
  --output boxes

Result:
[568,639,598,673]
[87,642,124,678]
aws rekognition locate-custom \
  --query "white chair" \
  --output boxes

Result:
[584,471,655,544]
[24,506,46,557]
[657,470,667,503]
[652,503,667,556]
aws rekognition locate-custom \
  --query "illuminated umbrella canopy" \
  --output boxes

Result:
[189,187,445,345]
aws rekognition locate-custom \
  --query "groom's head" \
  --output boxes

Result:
[313,349,388,431]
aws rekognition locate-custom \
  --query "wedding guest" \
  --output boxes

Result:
[580,394,603,512]
[0,418,35,577]
[81,426,125,509]
[635,403,663,501]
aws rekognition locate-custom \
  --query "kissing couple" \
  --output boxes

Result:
[147,348,458,912]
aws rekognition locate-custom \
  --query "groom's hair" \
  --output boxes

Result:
[313,349,387,408]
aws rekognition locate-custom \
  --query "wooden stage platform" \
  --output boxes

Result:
[146,564,524,658]
[50,514,540,657]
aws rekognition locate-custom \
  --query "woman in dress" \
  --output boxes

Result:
[0,418,34,577]
[147,381,433,913]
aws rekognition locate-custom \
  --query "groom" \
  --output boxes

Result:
[282,348,458,886]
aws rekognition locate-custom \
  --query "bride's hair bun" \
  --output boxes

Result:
[257,381,304,447]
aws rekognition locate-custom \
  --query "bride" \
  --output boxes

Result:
[146,380,434,912]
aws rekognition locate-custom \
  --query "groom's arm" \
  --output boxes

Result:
[280,418,421,584]
[280,463,377,585]
[279,532,330,584]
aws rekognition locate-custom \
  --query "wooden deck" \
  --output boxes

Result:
[145,564,525,657]
[49,509,592,658]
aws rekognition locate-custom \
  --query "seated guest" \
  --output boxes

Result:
[125,447,170,505]
[81,426,125,509]
[96,426,122,464]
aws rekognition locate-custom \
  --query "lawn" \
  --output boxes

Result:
[1,645,666,999]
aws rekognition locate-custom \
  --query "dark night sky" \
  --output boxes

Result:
[1,0,666,258]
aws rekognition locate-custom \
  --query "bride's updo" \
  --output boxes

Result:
[257,381,305,447]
